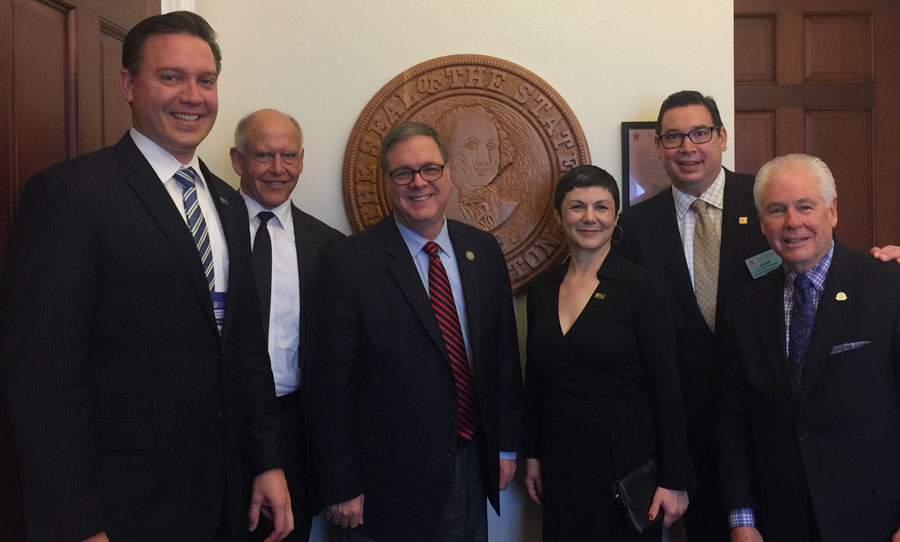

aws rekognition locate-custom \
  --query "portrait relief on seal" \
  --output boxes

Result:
[342,55,591,293]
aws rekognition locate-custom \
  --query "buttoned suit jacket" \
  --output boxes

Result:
[305,214,524,540]
[718,242,900,541]
[617,169,770,483]
[0,133,279,542]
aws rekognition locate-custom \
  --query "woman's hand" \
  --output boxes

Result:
[525,458,543,505]
[648,487,688,527]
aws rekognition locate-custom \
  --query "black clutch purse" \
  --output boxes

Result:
[611,459,660,533]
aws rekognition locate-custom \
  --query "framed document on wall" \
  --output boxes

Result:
[621,122,670,209]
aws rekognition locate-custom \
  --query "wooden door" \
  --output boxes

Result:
[734,0,900,251]
[0,0,157,537]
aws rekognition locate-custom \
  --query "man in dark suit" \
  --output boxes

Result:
[618,90,770,539]
[719,153,900,542]
[0,12,291,542]
[305,122,523,541]
[230,108,344,540]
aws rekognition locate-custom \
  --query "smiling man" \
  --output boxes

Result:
[305,121,523,541]
[231,109,344,541]
[719,154,900,542]
[1,12,290,542]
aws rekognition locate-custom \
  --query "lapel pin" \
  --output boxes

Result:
[594,292,606,299]
[219,196,228,205]
[739,216,748,224]
[835,292,847,301]
[466,251,475,261]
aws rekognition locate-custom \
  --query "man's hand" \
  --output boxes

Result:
[648,487,688,527]
[248,468,293,542]
[892,524,900,542]
[731,526,764,542]
[82,533,109,542]
[499,458,517,490]
[324,494,365,529]
[524,458,543,504]
[870,245,900,263]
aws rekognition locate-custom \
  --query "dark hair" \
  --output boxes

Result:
[122,11,222,74]
[379,122,449,174]
[655,90,723,135]
[554,165,620,214]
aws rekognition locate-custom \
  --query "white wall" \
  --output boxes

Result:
[190,1,735,540]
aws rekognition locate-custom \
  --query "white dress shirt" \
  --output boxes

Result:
[241,193,301,397]
[129,127,229,292]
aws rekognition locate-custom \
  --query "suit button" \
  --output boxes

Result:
[447,447,456,456]
[798,431,808,441]
[217,410,225,421]
[450,401,457,410]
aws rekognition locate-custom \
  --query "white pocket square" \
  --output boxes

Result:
[829,341,871,355]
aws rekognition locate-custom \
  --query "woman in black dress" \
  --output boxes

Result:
[524,165,691,541]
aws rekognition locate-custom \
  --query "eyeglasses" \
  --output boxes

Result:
[657,126,718,149]
[388,164,445,185]
[248,151,301,165]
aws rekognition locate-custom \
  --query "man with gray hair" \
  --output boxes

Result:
[231,108,344,541]
[718,154,900,541]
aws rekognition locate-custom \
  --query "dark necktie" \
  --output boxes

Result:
[788,274,816,392]
[424,241,478,441]
[253,211,275,338]
[174,167,215,292]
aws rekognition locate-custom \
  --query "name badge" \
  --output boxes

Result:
[212,291,227,327]
[745,249,781,279]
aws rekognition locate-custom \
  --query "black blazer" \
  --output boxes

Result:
[718,242,900,541]
[305,215,523,540]
[617,169,770,481]
[0,134,279,542]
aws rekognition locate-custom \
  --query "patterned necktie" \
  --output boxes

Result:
[174,167,215,292]
[691,199,720,331]
[253,211,275,338]
[788,274,816,393]
[424,241,478,441]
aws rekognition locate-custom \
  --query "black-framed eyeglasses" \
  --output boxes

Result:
[657,126,718,149]
[388,163,445,185]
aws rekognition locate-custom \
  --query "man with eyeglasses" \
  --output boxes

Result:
[304,121,523,541]
[230,109,344,541]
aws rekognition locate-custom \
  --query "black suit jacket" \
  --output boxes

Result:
[305,215,523,540]
[617,169,770,481]
[0,134,279,542]
[719,242,900,541]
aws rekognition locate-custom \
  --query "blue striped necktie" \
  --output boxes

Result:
[174,167,215,292]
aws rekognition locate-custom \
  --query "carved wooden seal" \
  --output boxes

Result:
[342,54,591,293]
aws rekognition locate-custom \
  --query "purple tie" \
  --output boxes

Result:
[424,241,478,440]
[788,274,816,393]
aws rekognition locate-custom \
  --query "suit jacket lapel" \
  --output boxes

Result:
[382,216,447,361]
[754,269,796,401]
[649,195,708,331]
[292,205,316,317]
[116,135,217,330]
[719,170,758,323]
[798,243,864,405]
[449,221,481,368]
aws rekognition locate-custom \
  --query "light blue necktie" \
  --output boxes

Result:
[174,167,215,292]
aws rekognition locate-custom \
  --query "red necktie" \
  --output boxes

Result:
[424,241,478,440]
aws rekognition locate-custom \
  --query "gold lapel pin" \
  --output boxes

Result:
[835,292,848,301]
[219,196,228,205]
[466,251,475,261]
[594,292,606,299]
[739,216,748,224]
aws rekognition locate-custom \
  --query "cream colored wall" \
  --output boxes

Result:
[190,1,735,540]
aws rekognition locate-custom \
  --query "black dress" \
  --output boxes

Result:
[524,252,691,541]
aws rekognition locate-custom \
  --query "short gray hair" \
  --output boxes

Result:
[233,109,303,152]
[754,153,837,209]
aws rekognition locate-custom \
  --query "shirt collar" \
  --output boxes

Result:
[671,167,726,219]
[240,190,292,229]
[396,217,450,257]
[784,241,835,292]
[130,127,204,187]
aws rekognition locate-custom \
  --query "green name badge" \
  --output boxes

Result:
[745,249,782,279]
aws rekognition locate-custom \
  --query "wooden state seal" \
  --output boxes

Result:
[342,54,591,293]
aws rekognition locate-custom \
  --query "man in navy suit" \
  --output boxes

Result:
[305,122,523,541]
[231,108,344,541]
[1,12,290,542]
[719,153,900,542]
